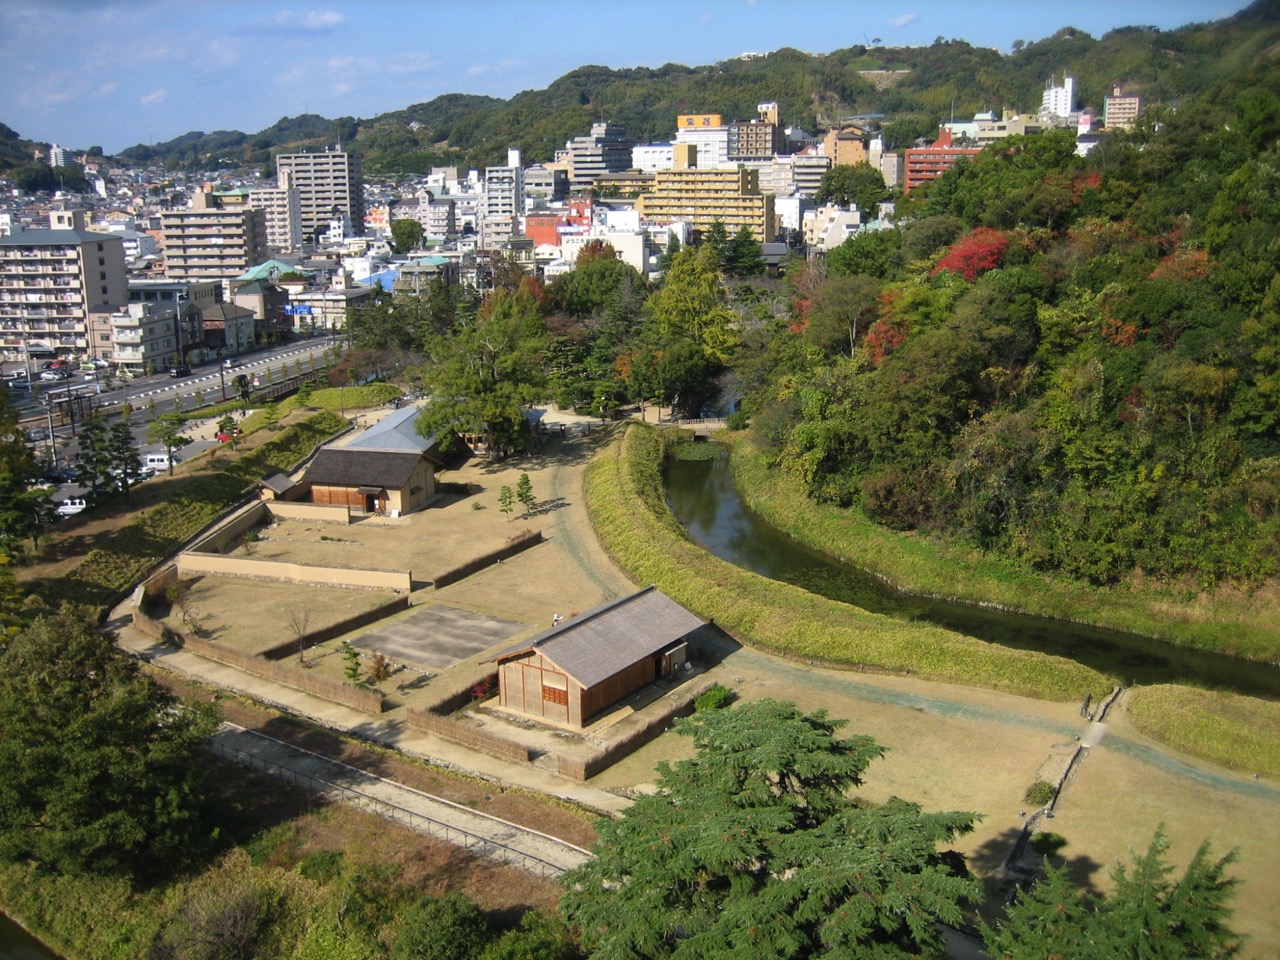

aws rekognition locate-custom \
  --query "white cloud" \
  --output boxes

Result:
[466,65,490,76]
[96,81,119,97]
[139,89,167,106]
[889,13,918,27]
[252,9,346,33]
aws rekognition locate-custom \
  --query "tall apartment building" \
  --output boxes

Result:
[675,114,730,169]
[275,147,365,243]
[636,164,776,241]
[161,192,267,282]
[523,165,569,202]
[0,210,126,362]
[481,149,524,249]
[1041,75,1075,119]
[48,144,71,168]
[564,122,633,191]
[249,168,303,252]
[762,154,831,197]
[1103,85,1144,130]
[823,125,868,167]
[728,103,784,160]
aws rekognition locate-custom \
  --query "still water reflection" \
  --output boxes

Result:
[665,449,1280,700]
[0,914,59,960]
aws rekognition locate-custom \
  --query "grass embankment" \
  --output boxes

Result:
[585,424,1110,702]
[1128,686,1280,779]
[726,432,1280,664]
[44,408,350,613]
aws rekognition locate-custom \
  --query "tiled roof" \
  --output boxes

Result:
[302,448,425,489]
[488,586,703,688]
[346,406,441,456]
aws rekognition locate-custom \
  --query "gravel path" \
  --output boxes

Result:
[211,723,592,876]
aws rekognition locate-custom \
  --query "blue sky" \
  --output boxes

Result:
[1,0,1239,155]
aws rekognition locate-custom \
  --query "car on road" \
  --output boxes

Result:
[25,427,51,443]
[55,497,87,517]
[39,368,70,381]
[169,364,192,378]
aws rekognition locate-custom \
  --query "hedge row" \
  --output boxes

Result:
[406,708,531,763]
[584,424,1111,702]
[1127,685,1280,779]
[57,410,348,613]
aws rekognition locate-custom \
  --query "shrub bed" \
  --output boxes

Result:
[1127,685,1280,779]
[583,424,1110,702]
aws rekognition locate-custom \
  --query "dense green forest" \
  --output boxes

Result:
[6,0,1270,174]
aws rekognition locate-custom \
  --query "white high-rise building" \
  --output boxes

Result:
[481,148,525,248]
[1041,75,1075,120]
[48,144,71,168]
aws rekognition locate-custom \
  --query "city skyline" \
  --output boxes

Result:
[1,0,1240,156]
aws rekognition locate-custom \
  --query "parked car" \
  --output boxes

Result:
[169,364,192,378]
[55,497,87,517]
[25,427,50,443]
[43,468,78,484]
[216,427,242,442]
[39,368,69,382]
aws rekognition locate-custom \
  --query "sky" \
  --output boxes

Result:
[0,0,1242,156]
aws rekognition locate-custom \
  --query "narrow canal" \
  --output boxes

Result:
[0,915,58,960]
[665,448,1280,699]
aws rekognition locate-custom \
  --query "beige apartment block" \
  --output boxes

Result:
[161,193,268,282]
[636,166,776,241]
[0,209,125,362]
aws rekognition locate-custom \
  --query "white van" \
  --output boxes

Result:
[141,453,178,472]
[56,497,87,517]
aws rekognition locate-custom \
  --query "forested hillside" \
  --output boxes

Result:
[748,83,1280,588]
[45,0,1276,173]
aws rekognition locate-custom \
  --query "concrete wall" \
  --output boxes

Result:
[189,501,269,554]
[177,553,411,592]
[268,501,351,524]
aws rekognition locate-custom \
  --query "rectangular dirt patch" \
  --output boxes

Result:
[349,603,530,670]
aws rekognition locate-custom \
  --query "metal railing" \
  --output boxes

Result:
[208,738,572,879]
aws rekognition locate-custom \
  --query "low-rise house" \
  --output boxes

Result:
[487,586,702,727]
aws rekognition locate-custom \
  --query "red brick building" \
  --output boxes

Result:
[903,129,982,194]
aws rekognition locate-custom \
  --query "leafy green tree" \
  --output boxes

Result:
[391,217,425,254]
[414,284,548,458]
[515,472,536,516]
[0,606,218,876]
[146,415,193,475]
[560,699,978,959]
[803,274,882,357]
[480,911,575,960]
[0,392,49,556]
[825,228,903,281]
[106,421,143,495]
[815,162,891,215]
[392,891,490,960]
[983,828,1239,959]
[645,246,739,364]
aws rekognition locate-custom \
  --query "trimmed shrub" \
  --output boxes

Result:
[1024,780,1056,806]
[694,684,735,712]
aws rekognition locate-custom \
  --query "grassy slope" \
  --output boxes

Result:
[727,432,1280,663]
[585,424,1109,701]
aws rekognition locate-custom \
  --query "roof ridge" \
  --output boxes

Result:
[533,585,656,646]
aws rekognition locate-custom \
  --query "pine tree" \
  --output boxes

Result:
[515,473,536,516]
[725,225,766,278]
[74,414,113,499]
[107,421,142,495]
[561,700,979,958]
[498,485,515,521]
[701,219,731,272]
[984,827,1240,959]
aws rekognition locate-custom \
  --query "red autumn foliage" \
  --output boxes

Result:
[863,318,907,366]
[932,227,1009,281]
[1101,305,1143,348]
[1148,249,1211,282]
